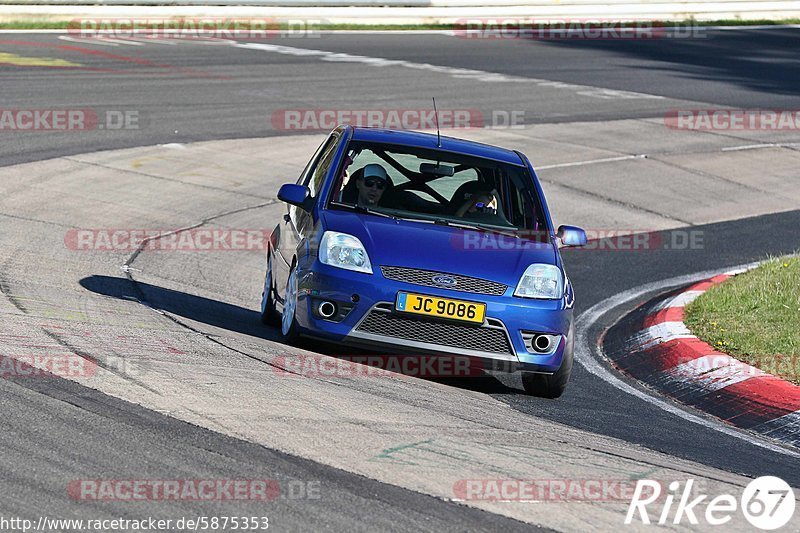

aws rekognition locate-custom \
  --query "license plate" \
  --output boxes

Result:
[395,292,486,324]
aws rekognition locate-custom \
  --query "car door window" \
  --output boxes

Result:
[290,133,340,233]
[308,135,340,198]
[298,133,339,193]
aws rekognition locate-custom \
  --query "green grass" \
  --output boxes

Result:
[685,255,800,384]
[1,18,799,31]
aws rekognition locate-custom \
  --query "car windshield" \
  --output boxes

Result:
[328,140,547,234]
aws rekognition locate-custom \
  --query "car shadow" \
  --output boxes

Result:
[80,274,284,342]
[79,275,522,394]
[429,375,518,394]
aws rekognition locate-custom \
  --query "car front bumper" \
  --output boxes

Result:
[292,261,573,374]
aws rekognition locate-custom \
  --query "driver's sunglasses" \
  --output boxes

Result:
[363,178,387,190]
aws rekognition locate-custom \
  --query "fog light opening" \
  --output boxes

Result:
[317,301,337,319]
[533,335,553,353]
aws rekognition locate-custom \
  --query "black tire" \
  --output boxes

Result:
[521,324,574,398]
[260,250,280,327]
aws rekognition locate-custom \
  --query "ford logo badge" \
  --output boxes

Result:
[432,275,457,287]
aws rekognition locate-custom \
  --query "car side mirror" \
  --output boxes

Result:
[278,184,312,211]
[557,225,587,247]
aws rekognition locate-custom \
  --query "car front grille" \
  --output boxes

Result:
[380,266,507,296]
[355,306,513,355]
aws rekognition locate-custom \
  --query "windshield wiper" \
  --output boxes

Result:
[332,203,443,226]
[333,204,523,238]
[433,219,520,239]
[332,202,395,219]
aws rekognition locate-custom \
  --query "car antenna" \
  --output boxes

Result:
[432,97,441,148]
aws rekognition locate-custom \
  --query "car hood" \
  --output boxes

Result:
[322,210,559,286]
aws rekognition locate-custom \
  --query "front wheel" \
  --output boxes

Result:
[280,264,300,343]
[260,251,280,327]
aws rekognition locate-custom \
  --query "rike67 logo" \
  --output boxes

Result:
[626,477,796,530]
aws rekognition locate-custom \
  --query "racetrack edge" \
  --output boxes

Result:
[603,266,800,449]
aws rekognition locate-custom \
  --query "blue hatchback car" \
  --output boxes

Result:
[261,125,586,398]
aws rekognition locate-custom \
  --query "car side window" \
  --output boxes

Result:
[298,133,339,195]
[308,136,340,198]
[297,141,324,185]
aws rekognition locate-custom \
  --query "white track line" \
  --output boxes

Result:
[538,154,646,170]
[574,261,800,458]
[232,41,533,83]
[58,35,119,46]
[100,37,145,46]
[230,40,663,99]
[722,143,778,152]
[57,35,190,46]
[128,37,178,45]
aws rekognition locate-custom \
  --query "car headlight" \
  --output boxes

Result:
[319,231,373,274]
[514,264,563,299]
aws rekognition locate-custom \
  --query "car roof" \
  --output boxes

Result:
[348,126,526,166]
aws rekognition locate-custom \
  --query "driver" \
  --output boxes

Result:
[455,190,497,218]
[355,163,391,207]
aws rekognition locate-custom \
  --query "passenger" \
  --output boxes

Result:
[355,163,391,207]
[455,191,497,218]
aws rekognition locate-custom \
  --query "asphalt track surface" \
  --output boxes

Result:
[3,28,800,166]
[1,29,800,530]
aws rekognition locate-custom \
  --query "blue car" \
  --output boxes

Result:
[261,125,586,398]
